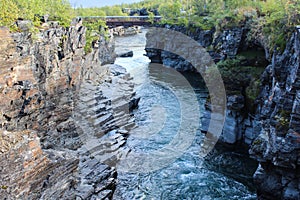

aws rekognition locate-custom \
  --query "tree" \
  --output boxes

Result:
[45,0,75,26]
[13,0,48,22]
[0,0,19,27]
[193,0,207,15]
[158,0,182,21]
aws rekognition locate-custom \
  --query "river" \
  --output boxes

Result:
[113,28,257,200]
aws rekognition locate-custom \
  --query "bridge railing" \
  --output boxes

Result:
[79,16,162,22]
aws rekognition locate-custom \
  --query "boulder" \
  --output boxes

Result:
[16,20,33,31]
[116,50,133,57]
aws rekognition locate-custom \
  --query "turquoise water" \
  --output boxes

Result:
[113,29,257,200]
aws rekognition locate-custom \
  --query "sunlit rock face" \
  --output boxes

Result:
[144,23,300,199]
[144,25,264,145]
[250,27,300,200]
[0,19,136,199]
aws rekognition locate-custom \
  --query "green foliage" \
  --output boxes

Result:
[45,0,75,27]
[0,0,74,31]
[275,109,291,135]
[189,16,214,30]
[1,185,8,190]
[13,0,47,22]
[147,11,155,23]
[105,6,127,16]
[206,57,264,96]
[3,0,295,54]
[83,19,108,54]
[258,0,300,52]
[246,79,260,105]
[118,0,299,53]
[158,0,181,21]
[252,138,262,145]
[192,0,208,15]
[0,0,19,28]
[75,6,127,17]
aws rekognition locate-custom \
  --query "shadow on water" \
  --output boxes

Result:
[204,143,258,193]
[114,28,257,199]
[181,70,258,193]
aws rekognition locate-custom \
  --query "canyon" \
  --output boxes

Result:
[0,16,300,199]
[145,24,300,199]
[0,18,138,199]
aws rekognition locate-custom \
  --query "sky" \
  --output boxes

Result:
[69,0,142,8]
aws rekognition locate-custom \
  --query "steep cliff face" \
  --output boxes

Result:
[249,27,300,200]
[145,25,215,71]
[144,24,300,198]
[145,25,266,145]
[0,19,136,199]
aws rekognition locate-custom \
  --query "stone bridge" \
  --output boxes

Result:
[80,16,162,27]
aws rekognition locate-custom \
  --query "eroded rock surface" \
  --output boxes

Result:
[145,25,264,145]
[249,27,300,200]
[0,18,136,199]
[144,24,300,198]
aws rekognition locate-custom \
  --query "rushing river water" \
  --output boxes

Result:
[113,29,257,200]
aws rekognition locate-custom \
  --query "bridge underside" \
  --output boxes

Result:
[106,21,151,28]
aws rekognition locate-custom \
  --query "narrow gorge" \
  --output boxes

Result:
[0,8,300,200]
[145,24,300,199]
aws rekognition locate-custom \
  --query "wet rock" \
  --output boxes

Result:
[129,97,140,111]
[227,95,245,110]
[116,50,133,57]
[145,25,244,69]
[250,27,300,199]
[283,185,300,200]
[212,28,243,58]
[112,26,140,36]
[253,164,282,199]
[109,64,127,75]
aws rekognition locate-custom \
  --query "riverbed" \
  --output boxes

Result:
[113,28,257,200]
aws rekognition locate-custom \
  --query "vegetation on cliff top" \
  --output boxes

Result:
[0,0,74,29]
[135,0,299,51]
[83,19,108,54]
[74,0,299,52]
[1,0,299,52]
[75,6,127,17]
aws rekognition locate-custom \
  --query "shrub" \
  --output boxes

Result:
[0,0,19,29]
[83,19,108,54]
[1,0,74,31]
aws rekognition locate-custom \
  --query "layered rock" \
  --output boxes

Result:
[0,18,136,199]
[145,25,266,145]
[144,22,300,198]
[145,25,215,71]
[115,49,133,58]
[249,27,300,199]
[111,26,141,36]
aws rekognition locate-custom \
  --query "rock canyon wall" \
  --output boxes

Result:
[0,19,136,199]
[145,24,300,199]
